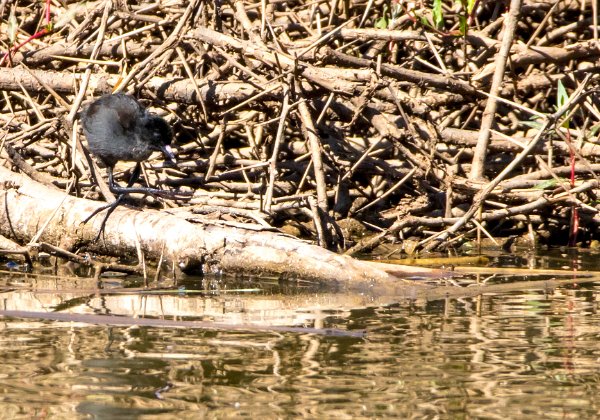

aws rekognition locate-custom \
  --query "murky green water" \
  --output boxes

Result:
[1,252,600,418]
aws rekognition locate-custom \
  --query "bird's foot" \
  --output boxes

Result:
[81,197,124,242]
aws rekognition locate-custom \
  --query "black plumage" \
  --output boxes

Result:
[81,93,175,192]
[80,93,180,238]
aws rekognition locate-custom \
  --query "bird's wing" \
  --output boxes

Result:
[114,99,141,131]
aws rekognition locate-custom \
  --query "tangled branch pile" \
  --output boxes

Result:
[2,0,600,259]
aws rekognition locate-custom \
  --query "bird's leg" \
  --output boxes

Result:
[81,165,138,241]
[83,163,192,241]
[108,162,141,194]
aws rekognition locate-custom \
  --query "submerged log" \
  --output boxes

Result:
[0,166,441,286]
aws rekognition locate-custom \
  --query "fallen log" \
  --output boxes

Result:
[0,67,259,105]
[0,166,441,286]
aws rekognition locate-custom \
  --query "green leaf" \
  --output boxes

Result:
[557,80,570,128]
[458,15,467,35]
[419,14,431,27]
[391,3,402,19]
[533,178,566,190]
[557,80,568,108]
[7,8,18,44]
[520,120,544,130]
[590,122,600,136]
[375,4,389,29]
[375,16,388,29]
[433,0,444,28]
[467,0,477,13]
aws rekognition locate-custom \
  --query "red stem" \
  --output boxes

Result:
[0,0,53,67]
[566,130,579,246]
[45,0,51,24]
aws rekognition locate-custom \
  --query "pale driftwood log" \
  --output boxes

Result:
[0,166,441,286]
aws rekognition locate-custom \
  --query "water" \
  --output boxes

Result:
[0,252,599,418]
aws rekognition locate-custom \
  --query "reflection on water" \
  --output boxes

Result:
[0,253,600,418]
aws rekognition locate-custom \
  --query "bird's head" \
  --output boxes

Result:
[142,115,176,164]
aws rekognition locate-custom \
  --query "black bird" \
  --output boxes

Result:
[81,93,182,237]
